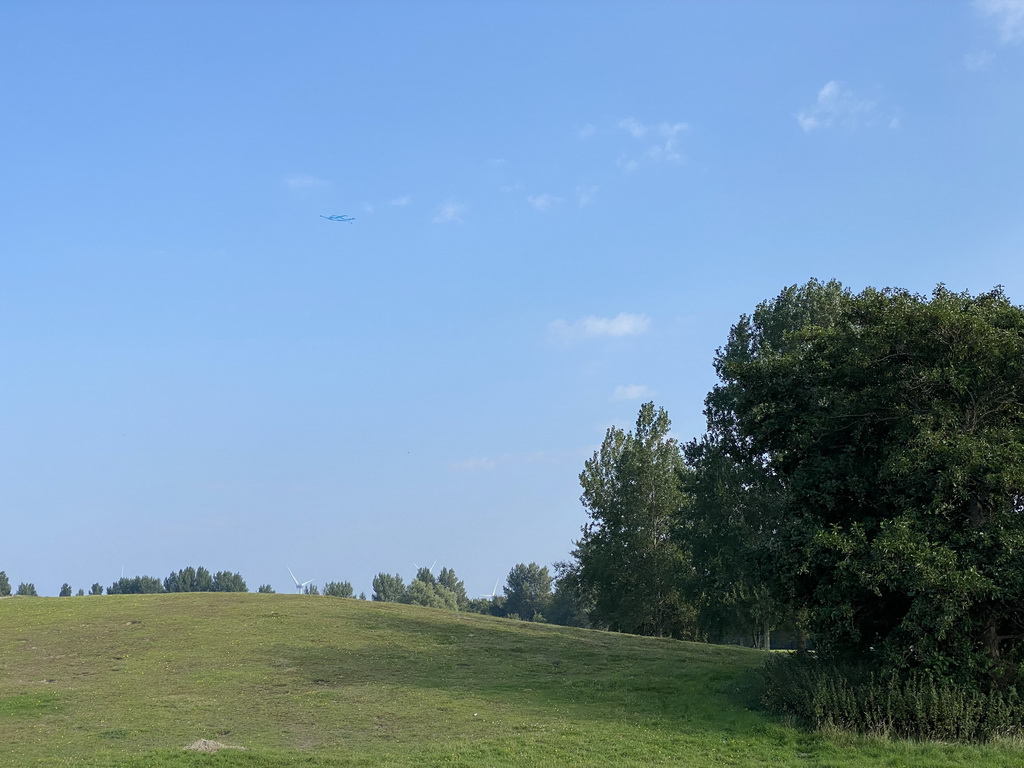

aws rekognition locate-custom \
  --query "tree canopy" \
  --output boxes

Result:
[709,281,1024,686]
[567,402,697,639]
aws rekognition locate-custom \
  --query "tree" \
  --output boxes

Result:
[257,584,275,594]
[402,567,459,610]
[711,282,1024,687]
[76,589,85,596]
[303,583,320,595]
[90,583,103,596]
[324,581,354,597]
[437,567,469,609]
[0,571,10,597]
[503,563,553,622]
[683,435,792,649]
[59,583,72,597]
[372,573,405,602]
[547,565,591,627]
[195,567,214,592]
[165,566,195,593]
[569,402,697,638]
[213,571,247,592]
[108,576,164,594]
[16,583,38,596]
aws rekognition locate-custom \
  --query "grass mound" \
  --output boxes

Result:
[2,593,1023,766]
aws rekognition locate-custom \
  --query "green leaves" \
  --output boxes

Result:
[572,403,696,639]
[710,280,1024,687]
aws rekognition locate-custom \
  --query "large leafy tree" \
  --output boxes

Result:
[569,402,696,639]
[683,435,790,649]
[0,571,10,597]
[712,281,1024,685]
[503,563,553,622]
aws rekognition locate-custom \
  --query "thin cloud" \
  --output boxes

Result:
[617,156,640,173]
[433,201,466,224]
[549,312,651,342]
[389,195,412,206]
[527,193,563,211]
[977,0,1024,43]
[618,117,647,138]
[576,185,599,207]
[578,123,597,138]
[796,81,890,132]
[616,118,688,169]
[612,384,652,401]
[285,174,329,188]
[964,50,995,70]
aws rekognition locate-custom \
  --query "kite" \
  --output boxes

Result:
[321,214,355,222]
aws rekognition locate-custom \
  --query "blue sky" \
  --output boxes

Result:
[2,1,1023,597]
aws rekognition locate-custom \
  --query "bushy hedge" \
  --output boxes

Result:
[762,653,1024,742]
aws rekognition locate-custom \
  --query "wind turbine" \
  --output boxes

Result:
[482,579,501,599]
[286,565,314,594]
[412,560,437,574]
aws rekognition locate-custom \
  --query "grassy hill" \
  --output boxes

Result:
[1,594,1022,767]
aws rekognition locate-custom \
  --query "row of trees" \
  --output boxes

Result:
[0,563,559,618]
[0,567,253,597]
[369,563,562,623]
[558,281,1024,736]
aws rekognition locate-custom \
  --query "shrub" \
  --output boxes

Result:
[762,653,1024,742]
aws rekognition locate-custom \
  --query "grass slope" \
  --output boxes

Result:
[1,594,1022,767]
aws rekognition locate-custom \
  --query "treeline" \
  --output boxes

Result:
[554,280,1024,741]
[0,567,252,597]
[369,562,566,624]
[110,566,249,594]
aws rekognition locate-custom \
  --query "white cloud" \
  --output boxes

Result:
[285,174,329,188]
[796,81,886,132]
[576,185,599,207]
[527,193,563,211]
[578,123,597,138]
[612,384,652,401]
[616,118,689,169]
[977,0,1024,43]
[549,312,651,342]
[389,195,411,206]
[651,122,688,161]
[433,201,466,224]
[618,117,647,138]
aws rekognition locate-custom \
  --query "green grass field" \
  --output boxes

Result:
[1,593,1022,767]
